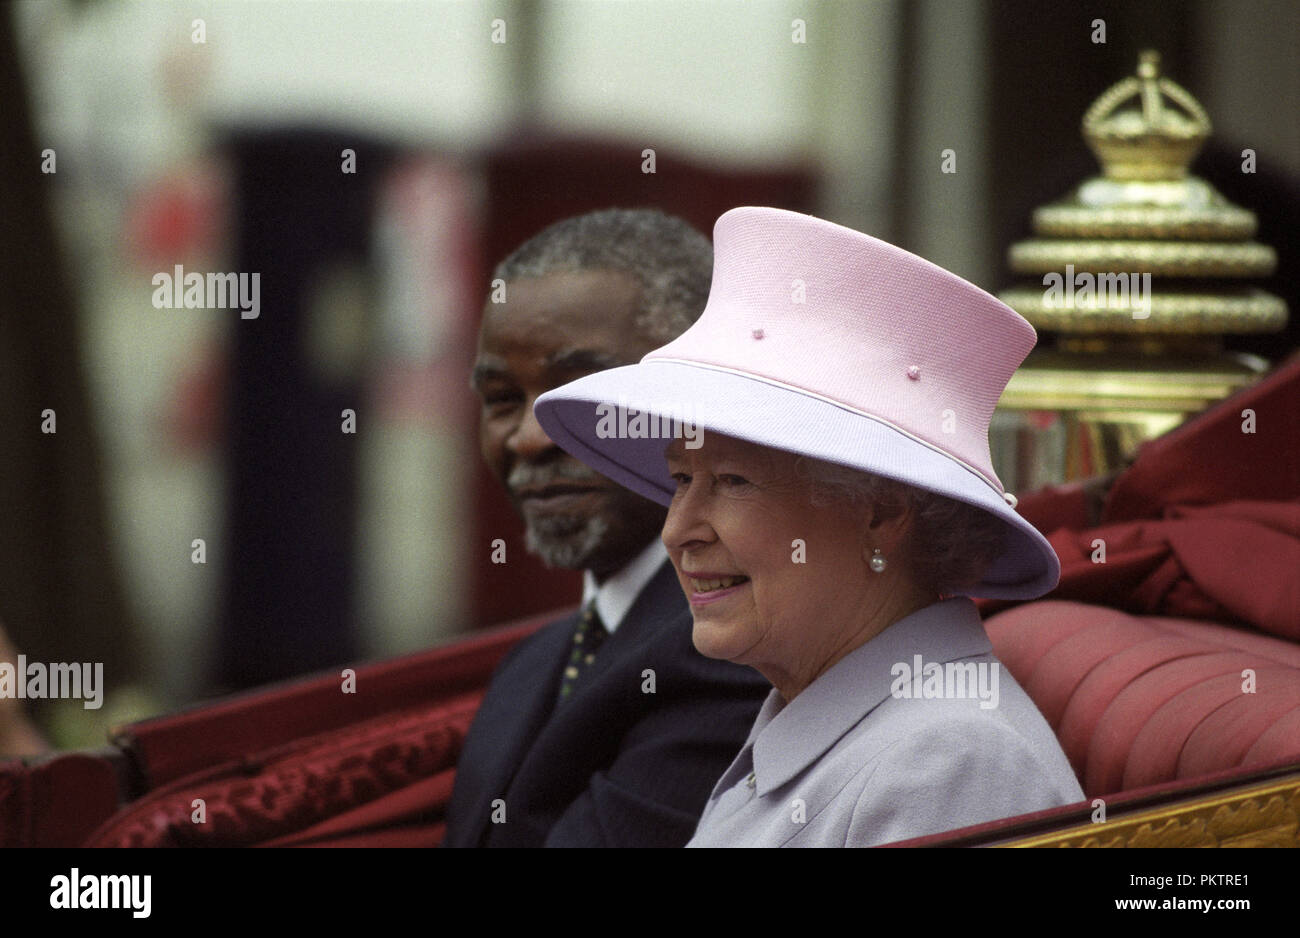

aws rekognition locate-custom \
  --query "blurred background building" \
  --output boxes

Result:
[2,0,1296,746]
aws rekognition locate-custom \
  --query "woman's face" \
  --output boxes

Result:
[662,433,879,694]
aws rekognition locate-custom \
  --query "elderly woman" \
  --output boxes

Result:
[535,207,1083,847]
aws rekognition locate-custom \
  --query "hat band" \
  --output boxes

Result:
[644,357,1006,495]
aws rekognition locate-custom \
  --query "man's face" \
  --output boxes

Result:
[472,268,669,579]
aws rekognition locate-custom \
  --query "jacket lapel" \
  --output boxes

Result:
[451,610,577,846]
[576,560,683,674]
[751,598,992,794]
[487,561,687,843]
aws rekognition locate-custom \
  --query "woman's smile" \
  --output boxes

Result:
[682,573,751,604]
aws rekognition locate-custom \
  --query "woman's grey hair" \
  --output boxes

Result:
[492,208,713,345]
[795,456,1007,595]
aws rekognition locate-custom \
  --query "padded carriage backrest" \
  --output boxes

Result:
[0,610,561,847]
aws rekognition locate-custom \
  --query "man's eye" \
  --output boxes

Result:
[481,391,521,410]
[718,474,750,487]
[669,472,691,490]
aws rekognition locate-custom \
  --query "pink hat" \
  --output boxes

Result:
[535,206,1060,599]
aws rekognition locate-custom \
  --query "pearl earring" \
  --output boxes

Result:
[869,548,887,573]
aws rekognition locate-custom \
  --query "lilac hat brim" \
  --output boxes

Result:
[535,358,1060,601]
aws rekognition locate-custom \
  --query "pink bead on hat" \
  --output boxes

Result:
[535,206,1060,599]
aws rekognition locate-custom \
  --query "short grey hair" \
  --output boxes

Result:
[492,208,713,344]
[796,456,1007,595]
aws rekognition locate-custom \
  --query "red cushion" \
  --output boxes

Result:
[983,601,1108,678]
[1244,708,1300,766]
[985,600,1300,798]
[85,692,480,847]
[1119,668,1293,791]
[1057,636,1211,775]
[1152,615,1300,666]
[1177,678,1300,780]
[259,770,457,847]
[1084,651,1248,795]
[1023,617,1163,727]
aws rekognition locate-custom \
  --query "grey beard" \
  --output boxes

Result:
[523,512,610,570]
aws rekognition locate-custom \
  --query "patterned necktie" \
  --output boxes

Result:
[557,601,608,703]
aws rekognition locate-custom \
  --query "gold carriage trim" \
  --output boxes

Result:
[997,772,1300,848]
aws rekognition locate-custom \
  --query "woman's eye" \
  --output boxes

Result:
[669,472,692,489]
[718,474,750,487]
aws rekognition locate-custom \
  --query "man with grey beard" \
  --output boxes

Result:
[444,209,769,847]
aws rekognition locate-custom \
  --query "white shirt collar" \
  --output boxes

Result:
[581,539,670,635]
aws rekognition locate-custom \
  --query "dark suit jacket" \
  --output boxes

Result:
[443,560,770,846]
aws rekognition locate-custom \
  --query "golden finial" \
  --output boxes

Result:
[1082,50,1212,180]
[991,50,1287,492]
[998,49,1285,338]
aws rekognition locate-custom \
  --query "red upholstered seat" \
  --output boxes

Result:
[985,600,1300,799]
[0,611,557,848]
[85,692,481,847]
[1057,636,1212,773]
[0,752,122,847]
[81,611,561,847]
[1176,675,1300,779]
[1022,617,1166,726]
[1244,709,1300,766]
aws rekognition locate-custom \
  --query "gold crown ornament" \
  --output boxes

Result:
[991,51,1288,487]
[1000,50,1286,334]
[1084,49,1210,182]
